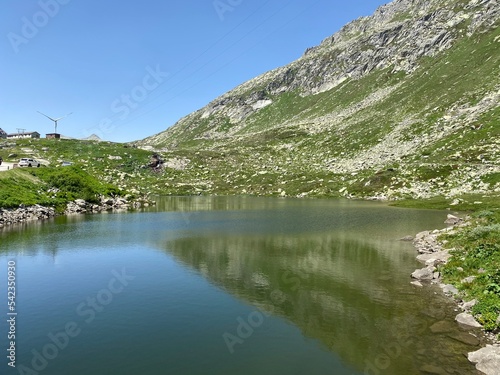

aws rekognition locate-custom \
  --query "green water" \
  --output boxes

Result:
[0,197,483,374]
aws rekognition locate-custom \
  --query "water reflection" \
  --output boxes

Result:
[160,219,482,374]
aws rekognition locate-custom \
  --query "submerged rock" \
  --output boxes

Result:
[429,320,454,334]
[419,364,448,375]
[447,331,480,346]
[400,235,414,241]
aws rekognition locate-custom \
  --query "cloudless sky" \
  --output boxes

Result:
[1,0,388,143]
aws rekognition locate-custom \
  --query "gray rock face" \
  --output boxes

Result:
[65,196,135,215]
[455,312,482,328]
[444,214,462,225]
[139,0,500,147]
[411,266,436,280]
[417,251,451,265]
[468,345,500,375]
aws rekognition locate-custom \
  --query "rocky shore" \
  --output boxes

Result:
[64,195,152,215]
[0,205,56,227]
[409,214,500,375]
[0,196,155,228]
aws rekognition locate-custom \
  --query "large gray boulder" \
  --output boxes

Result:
[411,266,436,280]
[468,345,500,375]
[455,312,482,328]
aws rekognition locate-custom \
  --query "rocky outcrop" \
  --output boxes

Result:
[0,205,56,227]
[132,0,499,202]
[139,0,500,146]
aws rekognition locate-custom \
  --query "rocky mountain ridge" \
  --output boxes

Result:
[135,0,500,201]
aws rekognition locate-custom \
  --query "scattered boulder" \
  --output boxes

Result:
[455,312,482,328]
[461,299,478,312]
[411,280,423,287]
[417,251,451,265]
[468,345,500,375]
[411,266,436,280]
[75,199,86,207]
[444,214,462,225]
[149,154,163,169]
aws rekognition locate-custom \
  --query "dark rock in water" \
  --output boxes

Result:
[430,320,454,334]
[419,364,448,375]
[400,235,414,241]
[447,331,480,346]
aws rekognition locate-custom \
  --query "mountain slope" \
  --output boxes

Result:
[136,0,500,201]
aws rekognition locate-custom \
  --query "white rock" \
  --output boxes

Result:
[462,299,477,311]
[468,345,500,375]
[455,313,482,328]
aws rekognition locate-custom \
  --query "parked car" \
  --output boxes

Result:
[18,158,40,167]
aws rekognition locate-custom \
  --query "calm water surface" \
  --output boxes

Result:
[0,197,484,374]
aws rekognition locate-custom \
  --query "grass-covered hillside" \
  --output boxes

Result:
[0,139,157,211]
[134,0,499,206]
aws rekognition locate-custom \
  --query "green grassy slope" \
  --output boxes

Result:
[132,5,499,205]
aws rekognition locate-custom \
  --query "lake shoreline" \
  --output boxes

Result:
[409,216,500,374]
[0,196,154,228]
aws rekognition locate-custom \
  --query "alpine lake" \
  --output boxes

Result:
[0,196,486,374]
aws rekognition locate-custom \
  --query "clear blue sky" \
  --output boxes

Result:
[1,0,388,143]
